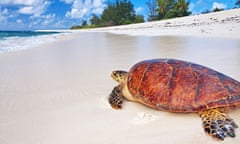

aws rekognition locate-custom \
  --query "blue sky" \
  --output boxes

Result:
[0,0,237,30]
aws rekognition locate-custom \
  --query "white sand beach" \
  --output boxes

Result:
[90,8,240,39]
[0,9,240,144]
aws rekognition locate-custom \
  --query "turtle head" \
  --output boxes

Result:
[111,70,128,83]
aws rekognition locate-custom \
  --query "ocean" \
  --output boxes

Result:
[0,31,64,53]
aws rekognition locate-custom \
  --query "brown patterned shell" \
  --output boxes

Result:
[127,59,240,112]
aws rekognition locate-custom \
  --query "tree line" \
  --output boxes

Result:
[146,0,191,21]
[71,0,144,29]
[146,0,240,21]
[70,0,240,29]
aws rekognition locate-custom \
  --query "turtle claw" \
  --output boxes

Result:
[227,130,235,138]
[221,119,237,138]
[231,121,239,128]
[216,130,225,140]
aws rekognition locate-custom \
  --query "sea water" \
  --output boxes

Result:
[0,31,64,53]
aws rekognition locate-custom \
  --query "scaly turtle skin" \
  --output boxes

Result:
[109,59,240,140]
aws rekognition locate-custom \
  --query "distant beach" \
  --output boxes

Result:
[0,9,240,144]
[88,9,240,39]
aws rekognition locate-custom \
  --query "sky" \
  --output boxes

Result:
[0,0,238,30]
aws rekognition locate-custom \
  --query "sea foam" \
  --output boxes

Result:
[0,31,67,53]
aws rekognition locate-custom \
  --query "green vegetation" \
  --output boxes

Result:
[154,0,191,20]
[101,0,136,26]
[90,14,101,26]
[212,7,224,12]
[201,7,225,14]
[70,0,144,29]
[145,0,191,21]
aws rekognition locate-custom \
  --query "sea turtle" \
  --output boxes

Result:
[109,59,240,140]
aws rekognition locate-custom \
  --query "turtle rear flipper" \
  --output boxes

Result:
[198,109,238,140]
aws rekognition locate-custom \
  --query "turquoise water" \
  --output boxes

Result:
[0,31,63,53]
[0,31,60,39]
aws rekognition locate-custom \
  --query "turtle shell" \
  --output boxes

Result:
[127,59,240,112]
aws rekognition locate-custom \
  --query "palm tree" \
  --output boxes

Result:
[157,0,174,19]
[173,0,191,17]
[157,0,168,19]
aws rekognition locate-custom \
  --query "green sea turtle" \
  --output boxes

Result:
[109,59,240,140]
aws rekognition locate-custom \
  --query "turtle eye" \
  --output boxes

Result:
[111,71,127,83]
[111,71,117,78]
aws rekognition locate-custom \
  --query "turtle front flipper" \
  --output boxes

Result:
[109,85,124,110]
[198,109,238,140]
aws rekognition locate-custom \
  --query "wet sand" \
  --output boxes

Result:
[0,32,240,144]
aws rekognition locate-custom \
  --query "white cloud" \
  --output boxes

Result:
[93,0,102,7]
[29,19,40,28]
[19,6,34,14]
[2,8,9,14]
[0,8,9,22]
[16,19,23,23]
[60,0,74,4]
[135,7,144,14]
[212,2,226,10]
[0,1,59,29]
[44,13,56,19]
[42,13,56,25]
[20,0,50,17]
[65,0,106,19]
[53,20,67,28]
[26,13,57,29]
[0,0,50,17]
[0,0,40,5]
[0,14,7,23]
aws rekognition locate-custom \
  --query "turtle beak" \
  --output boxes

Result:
[111,71,119,82]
